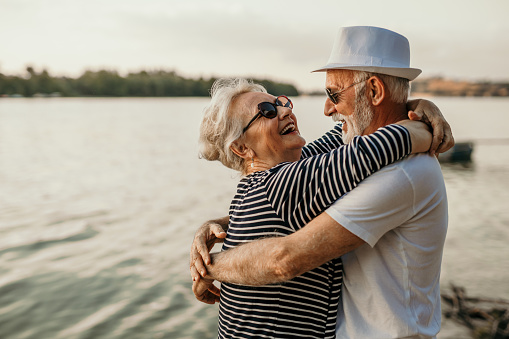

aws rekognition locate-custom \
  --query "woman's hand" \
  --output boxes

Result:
[407,99,455,155]
[190,217,228,282]
[396,120,432,154]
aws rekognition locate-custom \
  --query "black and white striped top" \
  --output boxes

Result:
[218,124,412,339]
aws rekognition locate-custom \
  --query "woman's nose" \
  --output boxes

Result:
[324,98,336,116]
[279,106,292,119]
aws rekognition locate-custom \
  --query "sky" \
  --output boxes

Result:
[1,0,508,91]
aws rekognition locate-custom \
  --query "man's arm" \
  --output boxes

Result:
[190,216,228,280]
[201,214,364,286]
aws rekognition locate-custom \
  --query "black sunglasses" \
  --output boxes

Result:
[325,80,366,105]
[242,95,293,134]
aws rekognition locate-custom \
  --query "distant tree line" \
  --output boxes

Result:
[307,77,509,97]
[3,68,506,98]
[411,77,509,97]
[0,67,300,97]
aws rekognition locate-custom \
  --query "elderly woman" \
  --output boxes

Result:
[195,78,433,338]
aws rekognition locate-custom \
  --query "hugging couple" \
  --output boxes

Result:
[190,26,453,339]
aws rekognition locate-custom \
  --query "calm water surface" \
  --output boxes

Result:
[0,97,508,338]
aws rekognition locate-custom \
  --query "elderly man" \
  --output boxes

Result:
[191,26,452,338]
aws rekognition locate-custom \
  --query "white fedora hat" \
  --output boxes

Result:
[312,26,421,81]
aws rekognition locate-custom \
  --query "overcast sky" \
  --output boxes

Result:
[1,0,508,91]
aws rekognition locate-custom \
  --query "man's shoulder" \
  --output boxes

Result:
[385,153,441,174]
[379,154,446,196]
[368,154,444,193]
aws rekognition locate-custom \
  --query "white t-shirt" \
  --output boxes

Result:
[325,154,448,339]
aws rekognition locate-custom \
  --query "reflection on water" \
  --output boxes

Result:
[0,97,508,339]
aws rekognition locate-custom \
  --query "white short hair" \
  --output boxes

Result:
[199,78,267,172]
[353,71,410,104]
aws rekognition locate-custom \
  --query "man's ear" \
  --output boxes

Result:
[230,140,252,161]
[367,76,385,106]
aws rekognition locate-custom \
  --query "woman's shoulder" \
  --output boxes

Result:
[242,157,326,190]
[240,170,271,186]
[239,163,292,187]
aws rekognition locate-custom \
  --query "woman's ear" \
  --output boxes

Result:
[230,140,252,161]
[367,76,385,106]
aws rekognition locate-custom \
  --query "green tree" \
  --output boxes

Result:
[0,68,301,97]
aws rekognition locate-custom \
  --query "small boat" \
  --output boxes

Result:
[439,142,474,163]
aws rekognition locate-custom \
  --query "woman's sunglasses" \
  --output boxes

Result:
[242,95,293,134]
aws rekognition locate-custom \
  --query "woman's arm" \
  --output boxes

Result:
[301,99,453,158]
[267,123,424,228]
[396,120,432,154]
[407,99,455,154]
[300,124,344,158]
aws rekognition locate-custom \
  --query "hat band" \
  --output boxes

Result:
[328,54,410,69]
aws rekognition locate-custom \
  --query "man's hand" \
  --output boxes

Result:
[192,277,220,304]
[407,99,455,155]
[190,217,228,282]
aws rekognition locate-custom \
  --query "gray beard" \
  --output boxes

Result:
[341,94,375,144]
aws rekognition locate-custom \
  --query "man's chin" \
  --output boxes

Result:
[340,123,352,143]
[342,132,354,144]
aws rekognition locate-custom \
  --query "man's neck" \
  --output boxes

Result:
[363,102,407,135]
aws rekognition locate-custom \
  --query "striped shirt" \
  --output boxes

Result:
[218,124,412,339]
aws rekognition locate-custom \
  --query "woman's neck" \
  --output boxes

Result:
[245,160,272,175]
[245,151,302,175]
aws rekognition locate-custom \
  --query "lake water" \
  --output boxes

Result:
[0,96,508,339]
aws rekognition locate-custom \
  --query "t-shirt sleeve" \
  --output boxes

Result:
[265,124,412,229]
[325,164,415,247]
[301,124,344,158]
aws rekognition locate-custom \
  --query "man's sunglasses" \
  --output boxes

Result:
[242,95,293,134]
[325,80,366,105]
